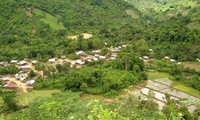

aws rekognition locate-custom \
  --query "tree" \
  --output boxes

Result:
[135,39,149,56]
[100,47,109,56]
[92,39,101,49]
[28,70,37,78]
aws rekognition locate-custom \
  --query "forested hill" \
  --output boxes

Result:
[0,0,144,37]
[0,0,199,61]
[0,0,145,61]
[127,0,200,30]
[125,0,200,61]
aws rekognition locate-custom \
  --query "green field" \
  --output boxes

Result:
[33,9,65,30]
[147,72,174,80]
[148,71,200,98]
[16,89,61,105]
[0,90,61,106]
[173,84,200,98]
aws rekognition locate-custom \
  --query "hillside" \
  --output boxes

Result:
[0,0,144,61]
[127,0,200,30]
[0,0,200,119]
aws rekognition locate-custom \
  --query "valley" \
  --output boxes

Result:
[0,0,200,119]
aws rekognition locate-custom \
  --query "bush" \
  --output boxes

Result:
[104,90,118,97]
[28,70,37,78]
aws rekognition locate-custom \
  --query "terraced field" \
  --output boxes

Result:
[126,72,200,112]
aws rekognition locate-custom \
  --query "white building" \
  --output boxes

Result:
[94,58,98,61]
[20,77,26,81]
[76,51,87,56]
[31,60,38,65]
[26,80,35,85]
[164,56,170,59]
[99,56,106,59]
[48,58,56,63]
[10,60,18,64]
[17,60,27,66]
[143,56,149,60]
[75,60,85,65]
[20,66,32,70]
[177,62,182,65]
[0,77,9,81]
[92,50,101,53]
[149,49,153,52]
[170,59,176,62]
[122,45,127,48]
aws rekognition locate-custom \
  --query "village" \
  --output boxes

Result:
[0,42,182,93]
[1,42,199,114]
[0,44,126,92]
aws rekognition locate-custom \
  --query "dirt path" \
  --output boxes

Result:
[9,77,28,93]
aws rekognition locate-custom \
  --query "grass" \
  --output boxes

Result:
[147,71,174,80]
[173,84,200,98]
[33,9,65,30]
[16,89,61,105]
[125,9,139,19]
[0,90,61,106]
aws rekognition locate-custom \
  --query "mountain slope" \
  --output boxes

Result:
[0,0,145,61]
[127,0,200,30]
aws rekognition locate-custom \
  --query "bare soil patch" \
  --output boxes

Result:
[68,33,93,40]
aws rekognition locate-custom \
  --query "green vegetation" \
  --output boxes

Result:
[32,48,147,97]
[0,65,19,75]
[0,0,200,119]
[0,0,144,61]
[5,91,197,120]
[147,72,174,80]
[33,9,65,30]
[148,70,200,98]
[0,97,3,105]
[16,90,61,105]
[147,59,200,91]
[173,84,200,98]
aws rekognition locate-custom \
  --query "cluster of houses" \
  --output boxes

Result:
[0,60,37,91]
[140,54,181,65]
[47,45,126,67]
[0,44,183,92]
[0,78,35,90]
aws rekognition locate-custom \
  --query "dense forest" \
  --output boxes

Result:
[0,0,200,119]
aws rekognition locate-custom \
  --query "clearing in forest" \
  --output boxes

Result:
[68,33,93,40]
[125,9,139,19]
[183,62,200,71]
[33,9,65,30]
